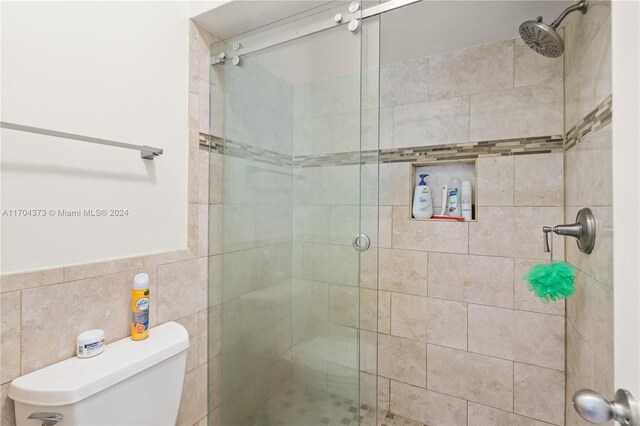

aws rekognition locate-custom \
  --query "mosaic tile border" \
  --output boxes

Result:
[565,95,612,150]
[200,133,564,168]
[200,133,292,167]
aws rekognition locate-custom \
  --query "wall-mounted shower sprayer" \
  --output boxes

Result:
[519,0,589,58]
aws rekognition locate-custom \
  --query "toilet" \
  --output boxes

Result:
[9,322,189,426]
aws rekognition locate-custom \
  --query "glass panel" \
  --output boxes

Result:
[208,6,379,426]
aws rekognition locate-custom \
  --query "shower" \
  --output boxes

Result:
[519,0,589,57]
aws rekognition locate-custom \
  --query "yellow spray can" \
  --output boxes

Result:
[131,273,150,340]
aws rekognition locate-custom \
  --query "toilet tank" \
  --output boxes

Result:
[9,322,189,426]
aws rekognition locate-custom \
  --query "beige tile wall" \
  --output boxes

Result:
[0,20,219,426]
[380,36,563,150]
[377,153,565,425]
[563,2,613,424]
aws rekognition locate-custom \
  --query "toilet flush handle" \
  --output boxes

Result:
[28,412,63,426]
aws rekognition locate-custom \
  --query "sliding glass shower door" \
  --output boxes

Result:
[209,6,379,426]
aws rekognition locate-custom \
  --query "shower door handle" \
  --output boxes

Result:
[353,234,370,252]
[573,389,640,425]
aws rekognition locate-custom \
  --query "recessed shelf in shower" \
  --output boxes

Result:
[409,159,477,222]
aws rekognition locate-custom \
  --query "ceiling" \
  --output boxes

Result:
[192,0,573,84]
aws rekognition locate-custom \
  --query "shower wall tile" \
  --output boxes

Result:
[196,308,210,365]
[157,257,208,323]
[196,148,210,204]
[468,403,553,426]
[379,248,428,296]
[331,111,360,153]
[199,79,210,135]
[565,124,612,207]
[427,253,513,308]
[428,39,514,100]
[390,380,467,426]
[392,206,468,253]
[391,293,467,350]
[572,271,613,371]
[302,243,358,286]
[328,284,358,327]
[378,376,391,411]
[209,152,224,205]
[469,207,564,260]
[514,363,565,425]
[514,37,563,88]
[393,96,469,147]
[176,312,200,372]
[358,329,377,376]
[330,205,361,246]
[360,288,377,332]
[564,1,611,126]
[380,57,429,107]
[292,280,329,322]
[378,290,391,334]
[293,165,360,206]
[196,203,209,257]
[292,116,331,157]
[427,345,514,411]
[177,362,208,426]
[378,333,427,387]
[378,205,393,248]
[0,291,20,384]
[476,156,514,207]
[468,304,565,370]
[209,83,224,138]
[379,162,411,206]
[470,82,563,141]
[207,304,222,360]
[564,0,610,71]
[380,106,394,150]
[514,153,564,206]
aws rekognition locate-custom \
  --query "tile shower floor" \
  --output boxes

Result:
[245,382,425,426]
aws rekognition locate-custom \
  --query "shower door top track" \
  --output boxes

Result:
[211,0,421,64]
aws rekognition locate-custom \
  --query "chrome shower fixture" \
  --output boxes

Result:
[519,0,589,58]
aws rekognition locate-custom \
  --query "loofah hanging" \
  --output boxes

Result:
[524,262,577,302]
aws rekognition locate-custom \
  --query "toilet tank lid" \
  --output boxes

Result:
[8,321,189,407]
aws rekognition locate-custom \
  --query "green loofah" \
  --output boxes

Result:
[524,262,577,302]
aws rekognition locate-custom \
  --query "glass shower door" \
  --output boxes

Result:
[209,7,379,426]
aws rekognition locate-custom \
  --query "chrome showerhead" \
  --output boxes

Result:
[519,18,564,58]
[519,0,589,58]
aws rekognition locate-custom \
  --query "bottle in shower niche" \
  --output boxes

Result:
[447,177,461,217]
[412,174,433,219]
[461,180,473,221]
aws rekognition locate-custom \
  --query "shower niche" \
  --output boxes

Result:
[410,160,477,222]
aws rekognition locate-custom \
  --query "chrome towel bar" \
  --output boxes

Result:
[0,121,163,160]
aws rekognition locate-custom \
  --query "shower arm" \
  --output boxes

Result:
[550,0,588,28]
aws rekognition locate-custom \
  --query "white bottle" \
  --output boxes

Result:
[439,185,448,216]
[461,180,473,221]
[412,174,433,219]
[447,177,461,217]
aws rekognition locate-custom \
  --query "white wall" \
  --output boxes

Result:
[1,1,191,274]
